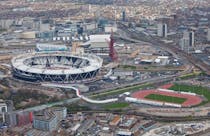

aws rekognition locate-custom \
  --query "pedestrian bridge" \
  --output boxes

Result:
[42,83,118,104]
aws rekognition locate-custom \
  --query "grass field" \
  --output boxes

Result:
[66,104,90,112]
[145,94,187,104]
[170,84,210,100]
[169,84,210,105]
[179,72,201,80]
[103,102,129,110]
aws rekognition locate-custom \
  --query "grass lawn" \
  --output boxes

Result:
[120,65,137,70]
[66,104,90,112]
[169,84,210,103]
[145,94,186,104]
[103,102,129,110]
[179,72,201,80]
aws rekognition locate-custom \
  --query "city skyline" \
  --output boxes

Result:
[0,0,210,136]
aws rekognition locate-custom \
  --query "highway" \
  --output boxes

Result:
[70,110,210,122]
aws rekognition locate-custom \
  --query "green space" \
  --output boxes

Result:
[145,94,186,104]
[92,83,152,99]
[169,84,210,105]
[66,104,90,112]
[0,29,6,33]
[7,90,52,109]
[179,72,202,80]
[119,65,137,70]
[103,102,129,110]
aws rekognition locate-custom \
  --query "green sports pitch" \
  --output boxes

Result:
[144,94,187,104]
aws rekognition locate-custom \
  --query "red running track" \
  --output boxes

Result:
[132,90,202,107]
[159,84,173,89]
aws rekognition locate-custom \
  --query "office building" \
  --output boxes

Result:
[0,99,7,123]
[157,23,167,38]
[207,28,210,42]
[33,110,57,131]
[183,30,195,47]
[0,19,14,29]
[51,107,67,121]
[179,30,195,53]
[39,20,51,32]
[33,107,67,132]
[189,31,195,47]
[179,38,190,52]
[122,10,126,21]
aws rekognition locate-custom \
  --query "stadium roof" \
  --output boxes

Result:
[12,52,103,75]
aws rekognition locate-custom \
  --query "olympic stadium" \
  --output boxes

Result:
[11,52,103,82]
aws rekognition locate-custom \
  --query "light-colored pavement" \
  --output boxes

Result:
[42,83,119,104]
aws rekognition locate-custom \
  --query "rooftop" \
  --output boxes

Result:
[11,52,103,75]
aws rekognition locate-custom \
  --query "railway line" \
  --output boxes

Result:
[118,23,210,75]
[69,110,210,122]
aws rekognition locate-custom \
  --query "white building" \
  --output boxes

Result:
[155,56,169,65]
[84,34,110,48]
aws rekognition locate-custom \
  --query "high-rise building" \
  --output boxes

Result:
[33,110,57,131]
[5,111,32,127]
[180,30,195,53]
[122,10,126,21]
[179,38,190,52]
[0,99,8,123]
[207,28,210,42]
[183,31,195,47]
[88,4,92,13]
[157,23,167,38]
[33,107,67,132]
[189,31,195,47]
